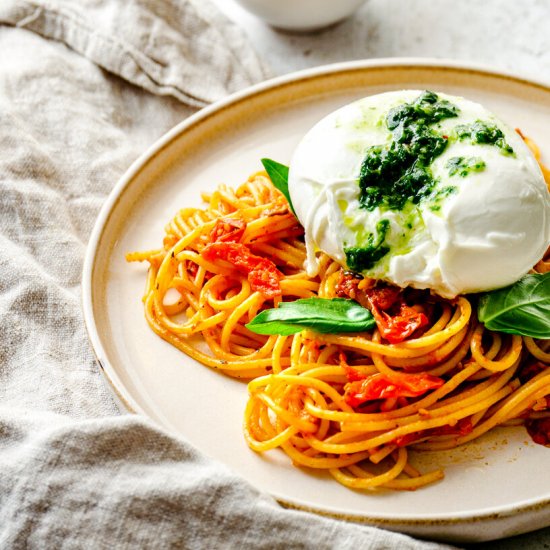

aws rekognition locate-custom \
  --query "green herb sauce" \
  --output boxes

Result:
[350,91,460,272]
[427,185,458,212]
[446,156,486,177]
[345,219,390,271]
[454,120,514,155]
[358,91,459,213]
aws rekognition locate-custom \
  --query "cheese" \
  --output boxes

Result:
[288,90,550,297]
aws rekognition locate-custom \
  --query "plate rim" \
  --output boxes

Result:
[82,57,550,529]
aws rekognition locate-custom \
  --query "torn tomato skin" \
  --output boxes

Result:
[336,278,429,344]
[201,217,282,299]
[209,217,246,244]
[526,418,550,447]
[344,371,444,408]
[201,242,281,298]
[365,286,429,344]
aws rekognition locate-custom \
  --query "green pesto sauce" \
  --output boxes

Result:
[349,91,459,272]
[446,156,486,177]
[427,185,457,212]
[347,94,513,274]
[454,120,514,156]
[345,219,390,271]
[358,91,459,213]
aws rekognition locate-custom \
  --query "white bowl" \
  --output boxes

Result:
[232,0,368,31]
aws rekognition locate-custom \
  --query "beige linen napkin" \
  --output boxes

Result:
[0,1,457,548]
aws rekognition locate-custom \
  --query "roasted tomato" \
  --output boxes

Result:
[365,287,429,344]
[344,371,444,408]
[336,279,429,344]
[526,418,550,447]
[201,242,281,298]
[209,217,246,244]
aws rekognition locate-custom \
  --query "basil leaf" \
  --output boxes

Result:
[261,158,296,215]
[478,272,550,338]
[246,297,375,335]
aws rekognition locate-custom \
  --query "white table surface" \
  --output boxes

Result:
[210,0,550,548]
[212,0,550,82]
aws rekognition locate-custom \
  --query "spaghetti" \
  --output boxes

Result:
[127,158,550,492]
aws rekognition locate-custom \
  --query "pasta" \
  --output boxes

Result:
[127,162,550,492]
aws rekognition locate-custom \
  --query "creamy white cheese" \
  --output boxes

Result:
[288,90,550,298]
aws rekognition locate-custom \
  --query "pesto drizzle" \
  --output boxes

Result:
[454,120,514,155]
[345,219,390,271]
[345,91,459,271]
[344,94,515,273]
[446,156,486,177]
[357,91,459,212]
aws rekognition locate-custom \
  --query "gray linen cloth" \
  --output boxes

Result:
[0,1,456,548]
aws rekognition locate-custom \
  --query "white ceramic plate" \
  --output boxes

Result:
[82,59,550,543]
